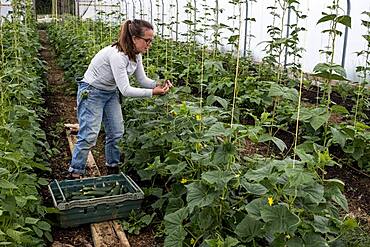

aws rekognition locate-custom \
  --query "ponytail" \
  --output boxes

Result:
[113,19,153,62]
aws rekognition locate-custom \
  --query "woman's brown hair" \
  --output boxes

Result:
[113,19,153,62]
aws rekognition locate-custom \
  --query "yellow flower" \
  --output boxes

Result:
[268,197,273,206]
[195,142,202,151]
[190,238,195,244]
[180,178,188,184]
[195,114,202,121]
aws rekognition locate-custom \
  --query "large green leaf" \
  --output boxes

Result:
[166,162,187,175]
[336,15,351,28]
[302,184,325,204]
[235,215,264,242]
[240,179,268,195]
[268,83,285,97]
[164,208,188,227]
[330,105,349,115]
[1,151,23,165]
[223,237,239,247]
[197,207,218,231]
[328,186,348,211]
[0,168,9,177]
[25,217,39,225]
[32,226,43,238]
[330,64,347,78]
[37,177,49,186]
[330,127,347,147]
[15,196,27,208]
[6,229,23,243]
[313,63,348,80]
[295,148,315,164]
[205,236,239,247]
[37,221,51,231]
[285,88,299,102]
[164,226,186,247]
[202,170,234,188]
[303,233,329,247]
[314,71,347,81]
[260,205,300,234]
[312,215,330,234]
[268,83,298,102]
[293,107,313,121]
[258,134,287,152]
[166,198,184,214]
[245,198,264,219]
[285,168,314,187]
[164,208,188,247]
[0,179,17,189]
[213,142,236,165]
[310,112,330,131]
[205,122,231,137]
[244,164,274,182]
[206,95,228,109]
[287,237,304,247]
[186,182,219,213]
[317,14,337,24]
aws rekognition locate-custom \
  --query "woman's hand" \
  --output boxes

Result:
[153,79,173,95]
[152,84,170,95]
[164,80,173,88]
[156,79,173,88]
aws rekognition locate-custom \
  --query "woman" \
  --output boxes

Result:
[68,19,172,178]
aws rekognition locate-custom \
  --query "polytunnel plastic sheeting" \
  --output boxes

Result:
[0,0,12,17]
[74,0,368,82]
[1,0,367,82]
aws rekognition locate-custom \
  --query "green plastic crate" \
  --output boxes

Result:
[48,172,144,228]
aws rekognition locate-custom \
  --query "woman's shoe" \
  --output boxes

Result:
[107,166,120,175]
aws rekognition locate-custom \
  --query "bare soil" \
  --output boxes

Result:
[326,166,370,231]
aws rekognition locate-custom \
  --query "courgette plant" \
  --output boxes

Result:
[312,0,351,156]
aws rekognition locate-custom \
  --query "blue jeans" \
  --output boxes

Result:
[68,82,124,174]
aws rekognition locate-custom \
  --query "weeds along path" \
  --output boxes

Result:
[38,29,95,247]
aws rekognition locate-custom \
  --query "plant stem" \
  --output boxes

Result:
[230,1,242,127]
[323,0,339,148]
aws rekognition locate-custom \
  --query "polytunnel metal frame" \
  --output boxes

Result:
[131,0,135,18]
[243,0,249,57]
[342,0,351,68]
[120,0,128,19]
[148,0,152,23]
[161,0,164,38]
[137,0,143,19]
[175,0,179,41]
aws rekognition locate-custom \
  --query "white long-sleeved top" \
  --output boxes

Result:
[83,45,155,97]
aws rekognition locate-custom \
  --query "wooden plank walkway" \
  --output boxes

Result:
[64,124,131,247]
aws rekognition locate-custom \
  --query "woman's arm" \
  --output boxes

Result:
[134,54,156,89]
[110,53,153,97]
